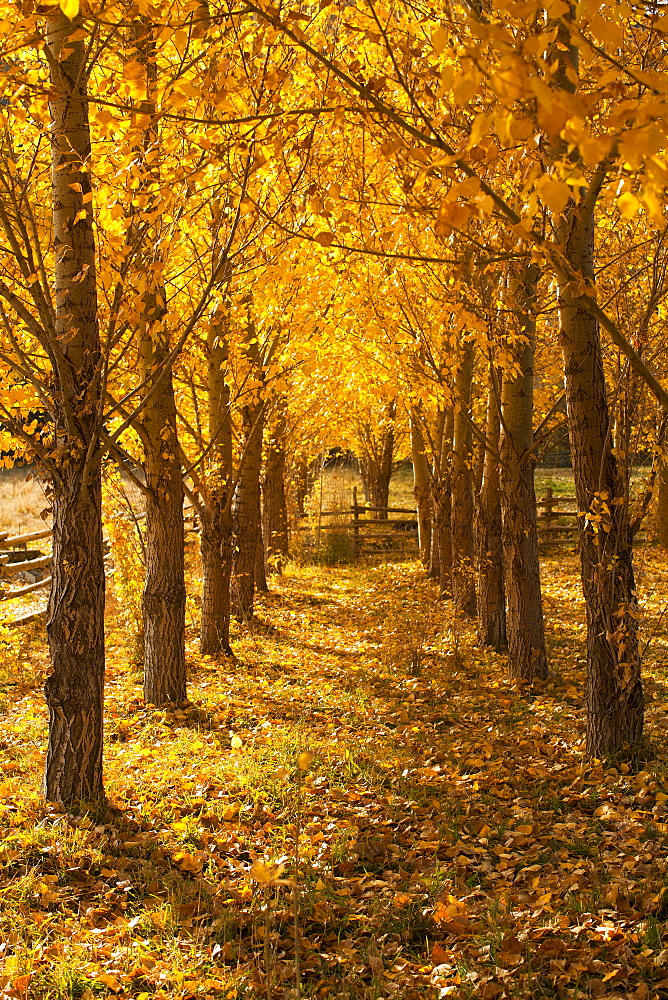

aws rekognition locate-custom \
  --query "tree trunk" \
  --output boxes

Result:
[232,401,264,619]
[450,343,477,616]
[200,502,233,656]
[500,267,547,682]
[428,511,441,580]
[141,349,186,705]
[131,17,185,706]
[43,13,105,804]
[431,410,453,594]
[255,513,269,593]
[558,205,643,756]
[200,315,233,657]
[371,402,395,517]
[476,375,506,650]
[410,413,432,568]
[294,459,309,517]
[359,401,396,518]
[263,407,289,573]
[657,457,668,547]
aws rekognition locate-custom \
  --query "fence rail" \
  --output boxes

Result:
[0,485,653,626]
[296,486,650,555]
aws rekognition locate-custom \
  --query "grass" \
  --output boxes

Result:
[2,550,668,998]
[3,468,668,997]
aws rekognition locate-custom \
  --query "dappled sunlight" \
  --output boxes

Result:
[2,557,668,998]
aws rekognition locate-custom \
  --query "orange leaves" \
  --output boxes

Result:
[535,175,571,216]
[433,897,472,937]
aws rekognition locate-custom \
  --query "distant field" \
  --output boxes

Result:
[535,467,574,498]
[318,464,652,509]
[316,462,575,511]
[310,462,415,513]
[0,466,48,534]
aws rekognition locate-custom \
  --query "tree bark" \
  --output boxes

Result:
[430,409,453,594]
[140,341,186,705]
[657,457,668,547]
[135,20,186,706]
[255,513,269,593]
[263,405,289,573]
[500,267,547,682]
[43,13,105,804]
[359,401,396,518]
[200,314,233,657]
[558,205,643,756]
[232,317,265,621]
[232,401,264,619]
[200,503,233,656]
[476,374,506,650]
[450,343,477,616]
[410,413,431,568]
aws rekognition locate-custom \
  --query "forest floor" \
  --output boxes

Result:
[3,546,668,999]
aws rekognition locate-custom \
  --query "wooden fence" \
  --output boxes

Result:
[536,487,646,546]
[295,486,648,555]
[0,488,649,627]
[294,486,419,556]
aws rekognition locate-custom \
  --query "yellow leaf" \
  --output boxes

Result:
[432,26,448,55]
[60,0,79,17]
[453,72,479,107]
[230,734,243,749]
[222,801,240,821]
[297,750,314,770]
[536,175,571,215]
[97,975,122,993]
[617,191,640,219]
[250,859,286,885]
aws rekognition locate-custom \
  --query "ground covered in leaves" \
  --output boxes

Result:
[3,551,668,999]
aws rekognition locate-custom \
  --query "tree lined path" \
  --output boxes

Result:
[3,554,668,998]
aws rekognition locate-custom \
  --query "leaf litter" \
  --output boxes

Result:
[1,554,668,998]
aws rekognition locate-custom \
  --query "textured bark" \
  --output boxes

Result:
[551,18,643,755]
[450,344,477,616]
[232,319,265,620]
[410,414,431,568]
[255,515,269,593]
[263,407,289,574]
[428,511,441,580]
[135,20,185,706]
[200,503,233,656]
[476,377,506,650]
[232,402,264,619]
[558,205,643,756]
[141,347,186,705]
[359,401,396,518]
[430,410,453,594]
[294,459,309,517]
[657,458,668,547]
[200,316,233,657]
[500,268,547,681]
[43,14,105,803]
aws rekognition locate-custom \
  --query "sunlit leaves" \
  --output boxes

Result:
[59,0,79,17]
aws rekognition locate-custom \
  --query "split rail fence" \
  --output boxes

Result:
[296,485,648,556]
[0,488,649,627]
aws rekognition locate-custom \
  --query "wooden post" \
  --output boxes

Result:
[352,486,360,557]
[541,487,556,535]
